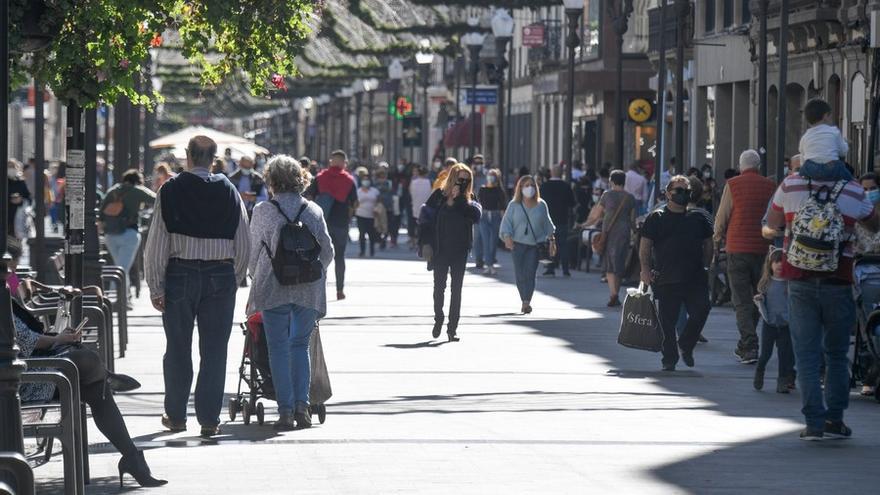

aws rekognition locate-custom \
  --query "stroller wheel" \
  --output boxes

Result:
[256,402,265,425]
[228,397,240,422]
[242,399,251,425]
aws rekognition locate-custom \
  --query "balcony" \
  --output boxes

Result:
[527,20,563,76]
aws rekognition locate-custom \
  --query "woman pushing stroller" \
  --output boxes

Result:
[248,155,334,430]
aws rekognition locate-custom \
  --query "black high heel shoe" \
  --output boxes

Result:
[107,372,141,393]
[118,451,167,488]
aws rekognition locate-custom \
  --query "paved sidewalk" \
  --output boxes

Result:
[34,237,880,494]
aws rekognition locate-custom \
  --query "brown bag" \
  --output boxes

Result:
[591,194,629,256]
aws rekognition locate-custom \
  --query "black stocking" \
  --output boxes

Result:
[81,381,138,459]
[65,348,138,459]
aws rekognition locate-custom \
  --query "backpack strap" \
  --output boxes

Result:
[270,200,293,223]
[829,180,848,202]
[292,202,309,224]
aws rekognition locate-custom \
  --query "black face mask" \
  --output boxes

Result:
[670,189,690,206]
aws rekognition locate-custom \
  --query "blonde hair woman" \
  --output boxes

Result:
[499,175,556,314]
[417,163,483,341]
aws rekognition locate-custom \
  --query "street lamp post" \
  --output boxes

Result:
[776,0,789,183]
[363,79,379,166]
[611,0,635,169]
[416,39,435,167]
[388,59,405,167]
[353,85,364,163]
[674,0,688,172]
[756,0,768,175]
[463,19,486,161]
[492,8,514,181]
[655,0,668,204]
[562,0,583,183]
[0,0,27,462]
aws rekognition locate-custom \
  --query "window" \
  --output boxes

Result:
[580,0,601,59]
[704,0,716,33]
[723,0,733,27]
[741,0,750,25]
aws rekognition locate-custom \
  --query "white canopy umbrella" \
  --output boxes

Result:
[150,125,269,162]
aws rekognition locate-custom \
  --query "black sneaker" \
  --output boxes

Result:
[697,335,708,343]
[662,363,676,372]
[681,348,695,368]
[823,420,852,439]
[753,368,765,391]
[543,268,556,277]
[799,428,824,441]
[432,322,443,339]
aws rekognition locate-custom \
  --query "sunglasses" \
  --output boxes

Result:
[670,187,690,194]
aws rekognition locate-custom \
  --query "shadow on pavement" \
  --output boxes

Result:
[383,340,451,349]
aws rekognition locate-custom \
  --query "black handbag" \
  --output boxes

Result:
[519,202,555,264]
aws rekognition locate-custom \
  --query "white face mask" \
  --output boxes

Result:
[522,186,536,199]
[362,180,371,188]
[433,161,442,170]
[240,168,252,176]
[397,165,405,172]
[487,175,497,185]
[8,169,18,179]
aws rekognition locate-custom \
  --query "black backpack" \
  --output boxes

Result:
[262,200,323,286]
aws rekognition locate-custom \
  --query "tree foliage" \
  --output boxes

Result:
[8,0,316,106]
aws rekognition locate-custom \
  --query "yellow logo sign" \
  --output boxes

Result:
[628,98,653,123]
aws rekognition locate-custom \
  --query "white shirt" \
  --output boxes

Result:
[799,123,849,164]
[356,187,380,218]
[409,177,433,218]
[624,169,647,201]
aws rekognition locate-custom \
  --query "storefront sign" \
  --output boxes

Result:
[523,24,545,47]
[628,98,653,123]
[465,88,498,105]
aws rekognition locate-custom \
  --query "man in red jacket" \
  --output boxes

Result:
[713,149,777,364]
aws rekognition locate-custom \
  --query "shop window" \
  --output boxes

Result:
[741,0,750,25]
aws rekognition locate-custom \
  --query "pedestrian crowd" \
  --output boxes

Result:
[8,96,880,490]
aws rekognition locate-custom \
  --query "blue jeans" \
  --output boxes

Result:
[788,280,854,430]
[105,228,141,294]
[479,211,502,266]
[262,304,319,414]
[162,259,237,427]
[473,223,484,265]
[512,243,539,302]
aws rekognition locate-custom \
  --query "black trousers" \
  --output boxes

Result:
[549,223,570,273]
[433,252,468,332]
[654,282,712,367]
[328,225,349,292]
[356,216,378,256]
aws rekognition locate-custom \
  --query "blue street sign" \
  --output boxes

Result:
[465,88,498,105]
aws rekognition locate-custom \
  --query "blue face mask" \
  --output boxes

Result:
[868,189,880,204]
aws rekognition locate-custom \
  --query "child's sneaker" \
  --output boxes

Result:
[823,420,852,439]
[799,428,824,441]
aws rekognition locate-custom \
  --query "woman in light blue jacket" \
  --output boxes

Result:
[500,175,556,314]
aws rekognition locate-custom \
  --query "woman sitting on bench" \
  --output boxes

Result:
[12,300,167,488]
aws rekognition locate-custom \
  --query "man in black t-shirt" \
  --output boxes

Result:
[639,175,714,371]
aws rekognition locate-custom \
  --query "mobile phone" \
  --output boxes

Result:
[67,317,89,334]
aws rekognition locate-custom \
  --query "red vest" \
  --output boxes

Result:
[726,169,776,254]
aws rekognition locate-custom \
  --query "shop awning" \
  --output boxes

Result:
[443,113,481,148]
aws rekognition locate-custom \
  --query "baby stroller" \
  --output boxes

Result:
[710,247,732,307]
[228,312,332,425]
[852,255,880,403]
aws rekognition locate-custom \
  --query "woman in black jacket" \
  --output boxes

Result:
[418,163,482,342]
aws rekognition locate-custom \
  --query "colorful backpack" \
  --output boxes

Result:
[786,179,847,272]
